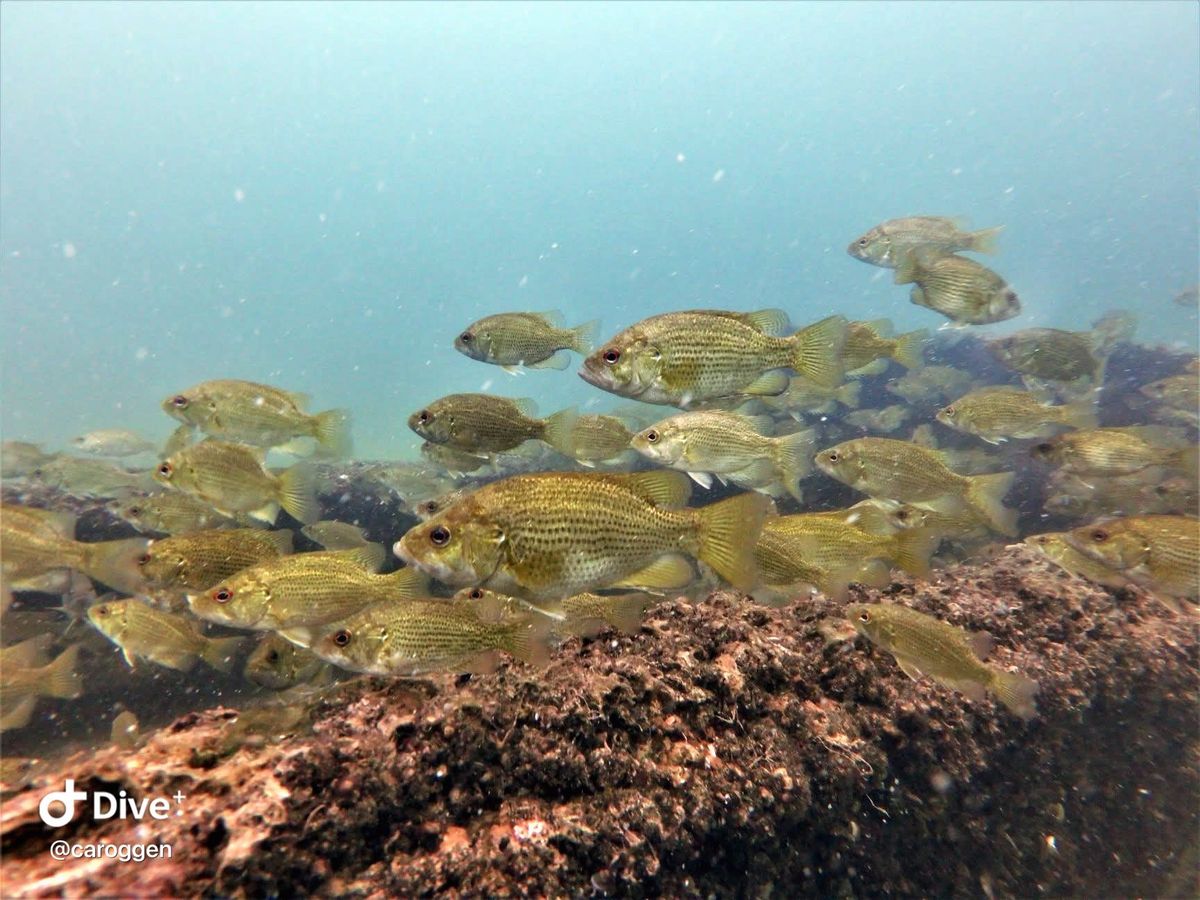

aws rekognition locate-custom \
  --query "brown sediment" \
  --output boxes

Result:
[1,545,1196,898]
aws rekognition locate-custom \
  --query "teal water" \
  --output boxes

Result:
[1,1,1197,459]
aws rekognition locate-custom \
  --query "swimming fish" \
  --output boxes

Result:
[454,311,599,371]
[300,520,371,550]
[110,710,141,750]
[408,394,584,457]
[895,252,1020,325]
[395,470,769,600]
[154,438,320,525]
[419,441,494,475]
[134,528,294,593]
[988,328,1108,383]
[244,633,331,690]
[814,438,1018,536]
[756,377,861,418]
[886,365,975,405]
[1,441,53,478]
[631,410,813,500]
[70,429,157,458]
[847,603,1038,719]
[87,597,243,673]
[842,404,913,434]
[936,388,1097,444]
[108,492,252,535]
[1031,427,1198,478]
[1062,515,1199,602]
[847,216,1003,268]
[551,413,638,466]
[580,309,848,405]
[841,320,927,373]
[453,586,654,638]
[1023,533,1128,589]
[33,457,157,498]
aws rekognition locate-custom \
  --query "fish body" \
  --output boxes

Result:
[936,388,1096,443]
[886,365,974,405]
[71,429,157,457]
[848,603,1038,719]
[895,253,1020,325]
[1063,515,1199,600]
[1140,374,1199,416]
[154,439,320,525]
[87,597,242,672]
[454,311,598,371]
[33,457,156,497]
[136,528,294,592]
[580,310,848,405]
[395,470,768,600]
[815,438,1017,536]
[300,520,371,550]
[1031,427,1197,478]
[632,410,813,500]
[847,217,1002,268]
[163,379,352,457]
[843,404,913,433]
[553,414,637,465]
[758,377,861,418]
[408,394,579,457]
[109,492,250,534]
[987,328,1106,382]
[842,320,927,373]
[1024,533,1128,589]
[244,633,330,689]
[1,441,53,478]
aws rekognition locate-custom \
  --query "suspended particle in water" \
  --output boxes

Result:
[712,169,725,183]
[233,188,246,203]
[62,242,77,259]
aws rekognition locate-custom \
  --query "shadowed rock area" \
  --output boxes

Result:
[2,546,1196,898]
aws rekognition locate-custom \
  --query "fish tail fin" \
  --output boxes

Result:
[312,409,353,458]
[1170,445,1200,477]
[80,537,151,595]
[891,329,928,370]
[964,471,1018,537]
[278,463,321,525]
[42,645,84,700]
[694,492,771,590]
[201,635,245,674]
[890,527,939,578]
[773,429,815,500]
[837,380,863,408]
[1060,398,1099,431]
[969,225,1004,254]
[992,669,1039,720]
[503,614,555,668]
[541,406,581,456]
[568,319,601,355]
[788,315,847,388]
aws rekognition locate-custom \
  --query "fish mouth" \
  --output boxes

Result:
[578,359,613,391]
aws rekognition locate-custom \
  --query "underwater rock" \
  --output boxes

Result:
[1,546,1196,898]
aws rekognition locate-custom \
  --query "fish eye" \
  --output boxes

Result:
[645,429,659,444]
[1090,528,1109,543]
[942,406,955,416]
[896,509,910,522]
[213,588,233,603]
[95,605,109,616]
[602,348,621,365]
[1033,442,1053,455]
[333,629,352,647]
[128,506,141,516]
[469,588,484,600]
[136,553,151,566]
[157,462,173,477]
[826,451,840,463]
[460,332,473,343]
[266,650,279,663]
[858,238,868,246]
[858,611,871,623]
[171,395,189,408]
[417,410,429,424]
[430,525,451,546]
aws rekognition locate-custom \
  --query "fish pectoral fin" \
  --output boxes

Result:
[687,471,714,489]
[895,656,926,681]
[610,554,694,590]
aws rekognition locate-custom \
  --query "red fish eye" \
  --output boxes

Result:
[266,650,279,663]
[172,395,189,408]
[460,332,473,343]
[157,462,173,477]
[602,348,621,365]
[333,630,352,647]
[469,588,483,600]
[430,526,451,546]
[1091,529,1109,543]
[214,588,233,603]
[95,605,109,616]
[645,430,659,443]
[137,553,151,566]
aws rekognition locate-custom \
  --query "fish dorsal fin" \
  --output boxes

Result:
[968,631,994,661]
[510,397,539,418]
[533,310,566,329]
[896,656,926,681]
[607,470,692,507]
[861,318,894,337]
[610,553,694,590]
[740,308,791,336]
[338,543,388,572]
[287,391,313,410]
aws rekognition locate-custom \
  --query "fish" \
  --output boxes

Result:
[134,528,294,593]
[110,711,141,750]
[1173,285,1199,308]
[936,388,1097,444]
[163,379,352,457]
[847,216,1003,268]
[0,645,83,731]
[1023,533,1128,589]
[395,470,769,600]
[1,441,53,478]
[756,377,861,418]
[306,596,553,676]
[894,252,1021,325]
[580,309,848,405]
[631,410,813,501]
[453,586,654,638]
[188,545,428,636]
[300,520,371,550]
[408,394,585,458]
[885,498,992,543]
[814,437,1018,536]
[886,365,975,405]
[1,504,150,595]
[454,311,599,371]
[108,492,252,535]
[551,413,638,466]
[987,328,1108,383]
[87,597,243,672]
[753,514,939,601]
[70,429,157,457]
[1140,374,1199,421]
[33,456,157,497]
[244,633,331,690]
[842,404,913,434]
[154,438,320,525]
[413,488,473,520]
[847,602,1038,719]
[1030,427,1198,478]
[1062,515,1200,602]
[842,320,928,374]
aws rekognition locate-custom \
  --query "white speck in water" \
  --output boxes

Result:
[676,152,686,163]
[219,306,234,318]
[518,275,528,287]
[550,242,559,250]
[1004,186,1015,194]
[134,347,149,361]
[233,188,246,203]
[480,379,494,391]
[712,168,725,183]
[62,242,77,259]
[319,213,327,223]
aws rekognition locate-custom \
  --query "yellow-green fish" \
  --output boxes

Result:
[244,633,331,690]
[757,377,861,418]
[987,328,1107,383]
[1140,374,1199,417]
[842,320,927,374]
[886,498,992,543]
[895,252,1020,325]
[135,528,294,593]
[453,586,653,638]
[847,216,1003,268]
[814,438,1018,536]
[552,414,638,466]
[1062,515,1199,601]
[414,488,473,521]
[580,309,848,404]
[108,492,251,535]
[886,365,974,405]
[307,597,553,676]
[1,441,53,478]
[154,438,320,525]
[843,404,913,434]
[1031,427,1198,478]
[0,645,83,732]
[409,394,583,457]
[71,429,157,458]
[33,456,157,497]
[300,520,371,550]
[87,597,243,672]
[395,470,769,600]
[631,411,812,500]
[163,379,352,456]
[848,603,1038,719]
[753,514,939,601]
[454,311,599,371]
[1023,533,1127,589]
[936,388,1097,444]
[189,545,427,637]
